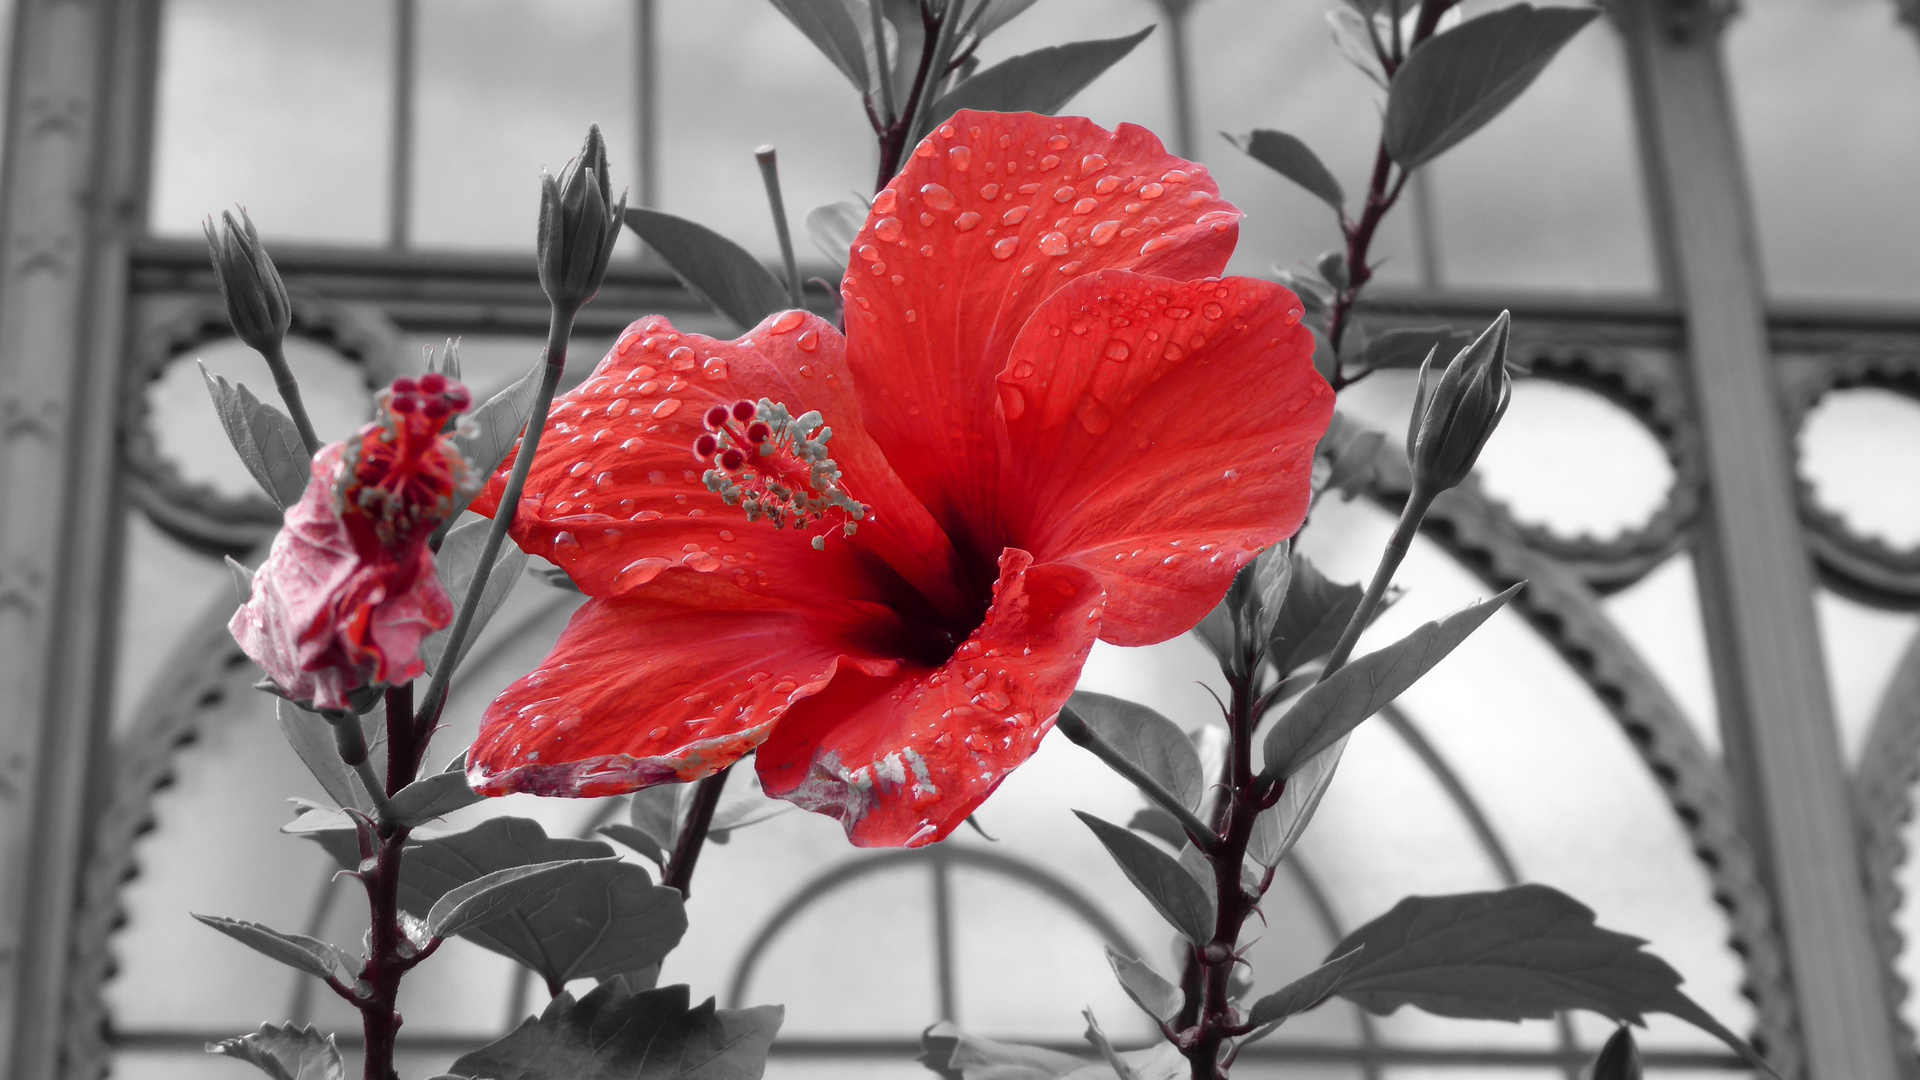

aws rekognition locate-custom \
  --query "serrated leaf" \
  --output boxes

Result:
[1330,885,1778,1076]
[395,817,687,989]
[423,517,529,674]
[1232,130,1344,211]
[1590,1026,1643,1080]
[193,915,349,984]
[1245,946,1364,1032]
[1362,325,1477,373]
[1247,736,1347,867]
[276,701,373,812]
[450,980,781,1080]
[1076,811,1214,944]
[804,198,867,269]
[925,27,1153,133]
[1384,4,1600,169]
[425,859,591,941]
[1105,947,1180,1023]
[207,1023,345,1080]
[764,0,869,94]
[441,361,542,533]
[201,365,312,510]
[1266,555,1365,676]
[624,208,788,331]
[1263,585,1519,780]
[388,768,485,827]
[1064,692,1203,811]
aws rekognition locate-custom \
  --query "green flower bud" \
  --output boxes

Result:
[1406,310,1512,495]
[203,208,291,354]
[538,124,627,315]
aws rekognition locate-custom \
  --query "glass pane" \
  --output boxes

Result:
[1799,387,1920,549]
[149,0,393,243]
[1818,591,1919,767]
[1724,0,1920,302]
[411,0,637,251]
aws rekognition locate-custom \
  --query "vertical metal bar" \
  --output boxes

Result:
[930,847,957,1023]
[1616,2,1898,1077]
[0,0,150,1073]
[635,0,657,208]
[1407,167,1442,289]
[389,0,417,249]
[1160,0,1196,160]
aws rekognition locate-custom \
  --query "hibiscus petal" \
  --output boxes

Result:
[466,572,911,798]
[843,110,1241,546]
[756,548,1105,848]
[996,270,1333,647]
[470,310,970,619]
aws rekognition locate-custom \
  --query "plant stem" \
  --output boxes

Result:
[872,1,946,189]
[868,0,897,124]
[262,340,324,457]
[358,684,424,1080]
[415,305,576,726]
[755,147,805,308]
[662,766,732,898]
[1055,707,1224,857]
[1320,484,1434,679]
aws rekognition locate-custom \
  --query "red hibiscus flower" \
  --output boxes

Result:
[467,110,1333,846]
[232,375,476,711]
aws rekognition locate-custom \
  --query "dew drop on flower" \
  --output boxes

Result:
[999,384,1027,420]
[702,357,728,380]
[1046,134,1070,150]
[1166,306,1190,318]
[1093,176,1120,194]
[1089,221,1120,247]
[954,211,981,231]
[1038,231,1069,256]
[652,398,682,418]
[872,188,897,214]
[682,550,720,572]
[551,531,582,564]
[1073,198,1098,215]
[948,145,971,171]
[1052,186,1074,203]
[978,183,1000,200]
[1140,236,1176,256]
[616,557,672,588]
[920,183,956,211]
[668,346,696,370]
[1202,302,1225,320]
[992,236,1019,260]
[770,310,805,334]
[1001,205,1030,225]
[1059,260,1083,274]
[1075,397,1112,434]
[872,217,904,243]
[1140,182,1165,200]
[1163,169,1191,184]
[1103,340,1130,362]
[1040,155,1060,171]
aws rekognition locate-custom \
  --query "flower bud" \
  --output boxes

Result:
[1406,310,1512,495]
[537,124,628,315]
[204,208,292,354]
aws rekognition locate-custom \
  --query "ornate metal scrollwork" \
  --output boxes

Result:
[119,297,404,557]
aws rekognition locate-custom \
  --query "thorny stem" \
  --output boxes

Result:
[261,340,324,458]
[871,0,949,190]
[357,683,430,1080]
[415,304,576,727]
[662,766,733,898]
[1322,0,1458,390]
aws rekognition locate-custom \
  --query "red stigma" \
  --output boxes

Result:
[705,404,730,430]
[391,377,418,395]
[731,400,756,422]
[419,372,447,394]
[390,394,419,414]
[693,433,719,458]
[746,421,771,444]
[719,447,746,470]
[422,397,452,420]
[444,385,471,411]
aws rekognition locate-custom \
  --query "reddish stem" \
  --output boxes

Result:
[871,2,946,191]
[357,683,427,1080]
[662,766,732,898]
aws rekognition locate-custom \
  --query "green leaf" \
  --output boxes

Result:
[441,360,542,532]
[1230,130,1344,212]
[970,0,1046,39]
[1384,4,1601,169]
[1590,1026,1643,1080]
[1266,554,1364,676]
[387,768,485,827]
[1064,692,1204,810]
[207,1024,345,1080]
[192,915,350,984]
[1245,946,1364,1031]
[397,817,687,988]
[1361,325,1477,373]
[1247,736,1346,867]
[275,701,374,812]
[425,859,591,941]
[1125,807,1187,851]
[1263,585,1520,781]
[1104,947,1180,1023]
[764,0,869,94]
[422,517,529,673]
[630,784,684,851]
[599,823,666,866]
[624,208,789,331]
[918,1020,1183,1080]
[1329,885,1779,1077]
[1075,811,1214,944]
[925,27,1154,132]
[804,198,867,269]
[450,980,782,1080]
[282,800,373,870]
[200,364,312,510]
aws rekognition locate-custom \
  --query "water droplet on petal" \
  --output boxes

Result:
[1058,260,1083,274]
[1053,186,1075,203]
[668,346,696,370]
[682,550,720,572]
[653,398,682,418]
[920,183,956,211]
[1093,176,1121,194]
[616,557,672,588]
[797,328,819,351]
[770,310,805,334]
[1075,397,1112,434]
[872,188,898,214]
[1039,154,1061,171]
[1012,360,1036,378]
[1046,134,1070,150]
[1001,205,1031,225]
[1079,153,1108,176]
[1140,182,1165,199]
[1162,169,1192,184]
[954,211,981,231]
[702,357,728,379]
[948,145,972,171]
[1073,197,1098,215]
[1202,302,1224,320]
[992,236,1019,260]
[1140,236,1177,256]
[978,183,1000,200]
[999,383,1027,420]
[857,243,881,263]
[1038,231,1069,256]
[551,531,582,564]
[1088,221,1121,248]
[873,217,904,243]
[1103,340,1130,361]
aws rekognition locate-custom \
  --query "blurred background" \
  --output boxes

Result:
[0,0,1916,1078]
